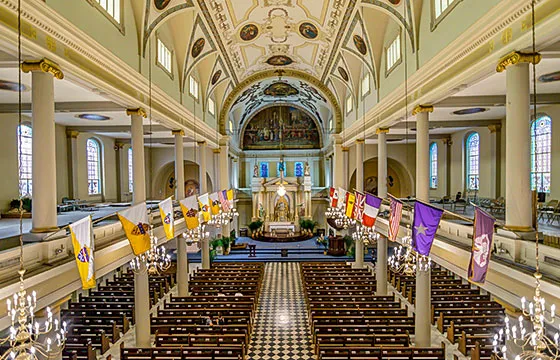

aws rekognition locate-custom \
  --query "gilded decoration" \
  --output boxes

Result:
[126,108,148,118]
[171,129,185,136]
[21,58,64,79]
[263,82,299,97]
[496,51,541,72]
[411,104,434,115]
[239,24,259,41]
[376,128,390,134]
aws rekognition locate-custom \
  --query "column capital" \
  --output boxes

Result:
[376,128,390,135]
[172,129,185,136]
[126,108,147,118]
[442,137,453,146]
[355,139,365,144]
[213,148,221,154]
[496,51,542,72]
[330,134,343,145]
[21,58,64,79]
[412,105,434,116]
[197,140,207,146]
[488,124,502,133]
[114,142,126,149]
[342,146,350,152]
[219,135,230,146]
[66,130,79,139]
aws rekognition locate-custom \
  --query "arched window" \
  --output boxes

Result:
[128,147,133,193]
[17,124,32,196]
[531,115,552,193]
[430,142,438,189]
[87,138,102,195]
[466,132,480,191]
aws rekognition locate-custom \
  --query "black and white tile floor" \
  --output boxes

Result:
[247,262,314,360]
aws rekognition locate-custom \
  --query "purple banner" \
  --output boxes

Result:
[412,201,444,256]
[468,207,495,284]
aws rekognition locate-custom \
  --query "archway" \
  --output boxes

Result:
[153,160,214,199]
[348,157,414,198]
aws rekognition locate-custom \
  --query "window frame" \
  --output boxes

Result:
[86,138,103,196]
[531,115,552,193]
[431,0,463,31]
[430,142,438,189]
[385,32,402,77]
[208,97,216,116]
[85,0,125,34]
[128,147,133,194]
[361,72,371,98]
[189,75,200,101]
[156,36,174,78]
[465,132,480,191]
[346,95,353,114]
[17,124,33,197]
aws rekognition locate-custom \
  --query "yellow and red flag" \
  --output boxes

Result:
[70,216,96,290]
[345,192,356,218]
[118,202,151,256]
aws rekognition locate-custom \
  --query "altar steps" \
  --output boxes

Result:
[213,248,375,263]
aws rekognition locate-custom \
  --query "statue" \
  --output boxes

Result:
[258,203,265,219]
[253,164,259,177]
[304,161,311,176]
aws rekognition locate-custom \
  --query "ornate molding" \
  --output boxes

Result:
[355,139,365,144]
[21,58,64,79]
[126,108,147,118]
[66,130,79,138]
[496,51,542,72]
[412,105,434,116]
[375,128,390,135]
[488,124,502,133]
[172,130,185,136]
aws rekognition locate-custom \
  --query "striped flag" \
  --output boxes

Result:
[388,196,403,241]
[362,193,382,227]
[329,187,339,207]
[219,190,231,212]
[345,192,356,218]
[352,192,365,221]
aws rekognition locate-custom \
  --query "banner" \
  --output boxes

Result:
[345,192,356,218]
[180,195,200,230]
[329,187,339,208]
[209,192,221,215]
[468,207,495,284]
[70,216,96,289]
[219,190,231,212]
[198,193,212,223]
[362,193,382,227]
[337,188,347,210]
[226,189,234,209]
[158,197,174,240]
[118,202,151,256]
[388,196,403,241]
[352,192,365,222]
[412,201,444,256]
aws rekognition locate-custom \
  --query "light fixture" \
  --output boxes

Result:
[352,224,380,246]
[129,226,171,275]
[0,1,67,358]
[388,225,431,276]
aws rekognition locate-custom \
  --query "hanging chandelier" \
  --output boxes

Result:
[208,207,239,227]
[182,224,210,246]
[129,226,171,275]
[352,224,380,246]
[388,226,431,276]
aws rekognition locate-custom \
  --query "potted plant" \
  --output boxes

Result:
[317,235,328,255]
[343,235,355,258]
[222,237,231,255]
[248,220,263,238]
[211,238,224,256]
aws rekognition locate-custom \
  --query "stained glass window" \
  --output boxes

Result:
[430,142,438,189]
[260,162,269,178]
[17,124,32,196]
[128,147,133,193]
[87,138,102,195]
[531,115,551,193]
[466,132,479,191]
[294,162,304,177]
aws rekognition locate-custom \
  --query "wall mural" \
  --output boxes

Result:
[353,34,367,55]
[242,106,320,150]
[263,82,299,97]
[191,38,206,58]
[240,24,259,41]
[299,22,319,39]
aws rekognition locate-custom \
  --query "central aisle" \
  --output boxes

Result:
[247,262,314,359]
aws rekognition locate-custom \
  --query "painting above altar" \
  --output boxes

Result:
[242,106,321,150]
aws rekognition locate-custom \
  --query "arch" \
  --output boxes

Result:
[430,142,438,189]
[17,123,33,196]
[220,69,343,135]
[531,114,552,193]
[348,156,414,198]
[152,160,214,200]
[86,138,103,195]
[465,132,480,191]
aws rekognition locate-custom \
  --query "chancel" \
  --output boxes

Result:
[0,1,560,360]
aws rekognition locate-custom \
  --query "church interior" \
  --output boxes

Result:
[0,0,560,359]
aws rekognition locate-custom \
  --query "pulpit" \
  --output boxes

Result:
[327,236,345,256]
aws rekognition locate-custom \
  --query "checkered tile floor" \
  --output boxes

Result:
[247,262,314,360]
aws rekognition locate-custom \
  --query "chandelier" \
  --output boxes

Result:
[352,224,380,246]
[388,226,431,276]
[130,226,171,275]
[208,208,239,227]
[335,214,356,229]
[182,224,210,246]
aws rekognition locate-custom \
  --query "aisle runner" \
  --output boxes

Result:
[247,262,314,359]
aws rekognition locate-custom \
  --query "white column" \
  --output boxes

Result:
[23,61,61,233]
[343,147,349,189]
[355,238,364,268]
[324,157,331,188]
[415,266,431,347]
[177,237,188,296]
[376,235,388,295]
[213,149,221,190]
[128,108,147,204]
[219,137,230,189]
[67,131,80,200]
[173,130,185,200]
[502,58,534,231]
[332,135,343,188]
[355,139,364,192]
[197,141,207,194]
[134,264,151,347]
[377,129,389,198]
[488,125,502,199]
[413,105,433,202]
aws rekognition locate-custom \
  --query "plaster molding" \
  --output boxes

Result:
[21,58,64,79]
[496,51,542,72]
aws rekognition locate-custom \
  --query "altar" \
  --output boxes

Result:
[267,222,296,232]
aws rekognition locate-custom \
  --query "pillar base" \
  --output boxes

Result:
[30,226,59,233]
[503,225,534,232]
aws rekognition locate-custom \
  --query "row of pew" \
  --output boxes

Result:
[62,269,176,360]
[120,262,264,360]
[302,262,447,360]
[389,264,505,360]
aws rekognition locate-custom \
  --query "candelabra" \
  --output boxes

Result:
[129,226,171,275]
[208,208,239,228]
[388,226,431,276]
[352,224,380,246]
[182,224,210,246]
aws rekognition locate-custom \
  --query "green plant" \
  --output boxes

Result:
[221,236,231,250]
[248,220,263,233]
[10,198,31,212]
[211,238,224,250]
[343,235,354,256]
[299,219,317,231]
[210,249,217,262]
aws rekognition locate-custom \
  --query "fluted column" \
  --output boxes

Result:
[377,129,389,198]
[127,108,147,204]
[355,139,364,192]
[497,52,541,231]
[219,137,230,190]
[22,59,63,233]
[213,149,221,190]
[413,105,433,202]
[173,130,185,200]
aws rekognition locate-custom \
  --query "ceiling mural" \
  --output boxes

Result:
[142,0,195,53]
[184,16,218,81]
[206,56,231,100]
[341,13,375,76]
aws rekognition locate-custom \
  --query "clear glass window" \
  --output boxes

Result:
[87,138,102,195]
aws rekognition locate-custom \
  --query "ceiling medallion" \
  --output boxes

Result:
[538,70,560,83]
[77,114,111,121]
[153,0,171,11]
[191,38,206,58]
[452,107,488,115]
[337,67,349,82]
[0,80,28,92]
[239,24,259,41]
[263,82,299,97]
[353,34,367,55]
[299,22,319,39]
[266,55,293,66]
[211,70,222,85]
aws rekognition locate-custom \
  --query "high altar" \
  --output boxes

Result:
[251,166,313,233]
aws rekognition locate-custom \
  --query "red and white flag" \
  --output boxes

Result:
[329,187,339,207]
[352,192,365,221]
[362,193,382,227]
[388,195,403,241]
